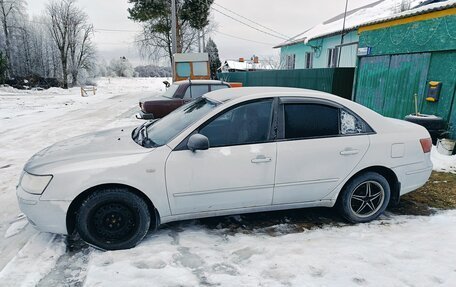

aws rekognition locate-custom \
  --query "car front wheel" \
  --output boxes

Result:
[76,188,151,250]
[339,172,391,223]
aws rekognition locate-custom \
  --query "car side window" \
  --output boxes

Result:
[199,99,273,148]
[210,84,229,92]
[183,85,209,100]
[284,103,339,139]
[340,109,370,135]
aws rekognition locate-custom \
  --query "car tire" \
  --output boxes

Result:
[404,114,446,129]
[338,172,391,223]
[76,188,151,250]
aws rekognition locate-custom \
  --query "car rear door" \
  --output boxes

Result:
[273,97,371,204]
[165,99,277,215]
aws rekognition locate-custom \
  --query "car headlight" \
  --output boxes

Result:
[20,172,53,195]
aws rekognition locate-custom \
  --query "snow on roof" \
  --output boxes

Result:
[361,0,456,27]
[274,0,456,48]
[220,60,274,71]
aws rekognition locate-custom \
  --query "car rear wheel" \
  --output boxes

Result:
[339,172,391,223]
[76,188,150,250]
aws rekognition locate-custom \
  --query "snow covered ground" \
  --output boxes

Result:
[431,146,456,174]
[0,78,455,286]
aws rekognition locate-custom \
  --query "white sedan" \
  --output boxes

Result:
[17,87,433,250]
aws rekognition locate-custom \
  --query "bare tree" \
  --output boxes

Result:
[0,0,26,76]
[68,21,95,85]
[47,0,94,88]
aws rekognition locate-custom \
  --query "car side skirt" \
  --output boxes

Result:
[159,199,335,224]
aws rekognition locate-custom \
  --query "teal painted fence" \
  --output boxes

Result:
[218,68,355,100]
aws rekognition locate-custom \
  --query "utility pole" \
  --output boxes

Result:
[338,0,349,67]
[202,32,206,52]
[171,0,177,55]
[198,30,201,52]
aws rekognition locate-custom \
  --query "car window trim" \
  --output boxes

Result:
[277,97,375,141]
[173,98,277,151]
[173,84,188,99]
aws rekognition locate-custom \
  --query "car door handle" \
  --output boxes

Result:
[340,148,359,156]
[251,155,272,163]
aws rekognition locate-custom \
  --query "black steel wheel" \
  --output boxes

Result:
[76,188,151,250]
[339,172,391,223]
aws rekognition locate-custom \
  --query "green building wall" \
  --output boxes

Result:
[359,15,456,56]
[279,31,359,69]
[356,14,456,138]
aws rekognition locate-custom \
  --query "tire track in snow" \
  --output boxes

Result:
[37,236,92,287]
[0,233,66,286]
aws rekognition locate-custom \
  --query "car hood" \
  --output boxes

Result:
[25,125,150,172]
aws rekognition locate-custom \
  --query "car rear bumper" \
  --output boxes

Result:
[393,162,433,196]
[136,110,155,120]
[16,186,70,235]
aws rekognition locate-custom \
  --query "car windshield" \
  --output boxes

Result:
[144,97,218,147]
[162,84,180,99]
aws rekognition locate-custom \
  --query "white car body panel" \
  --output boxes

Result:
[165,142,276,215]
[17,87,433,235]
[273,135,370,204]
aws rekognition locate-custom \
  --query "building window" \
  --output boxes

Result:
[192,62,208,76]
[285,54,296,70]
[305,52,314,69]
[327,48,339,68]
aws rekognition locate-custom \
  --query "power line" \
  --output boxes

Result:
[94,28,140,33]
[215,30,275,46]
[211,6,287,41]
[212,2,290,39]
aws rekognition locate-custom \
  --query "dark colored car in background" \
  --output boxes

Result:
[137,80,231,119]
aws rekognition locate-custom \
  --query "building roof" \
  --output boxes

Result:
[360,0,456,27]
[174,53,209,62]
[274,0,456,48]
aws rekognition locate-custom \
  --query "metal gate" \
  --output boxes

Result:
[355,53,431,119]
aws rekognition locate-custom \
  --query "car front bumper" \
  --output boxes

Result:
[16,185,71,235]
[136,110,155,120]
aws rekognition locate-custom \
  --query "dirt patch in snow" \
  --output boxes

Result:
[390,171,456,216]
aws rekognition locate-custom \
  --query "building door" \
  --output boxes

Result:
[355,53,431,119]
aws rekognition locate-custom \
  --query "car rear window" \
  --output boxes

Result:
[184,85,209,99]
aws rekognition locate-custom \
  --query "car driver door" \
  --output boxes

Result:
[165,99,277,215]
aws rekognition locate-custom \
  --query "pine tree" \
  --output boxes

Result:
[205,37,221,80]
[128,0,214,65]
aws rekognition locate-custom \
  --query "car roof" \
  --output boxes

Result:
[204,86,337,103]
[174,80,227,85]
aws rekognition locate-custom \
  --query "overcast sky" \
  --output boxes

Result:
[26,0,378,66]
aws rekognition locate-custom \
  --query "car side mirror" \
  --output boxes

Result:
[187,134,209,152]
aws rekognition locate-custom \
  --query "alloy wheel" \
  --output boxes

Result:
[349,181,385,218]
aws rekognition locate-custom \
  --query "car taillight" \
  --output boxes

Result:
[420,138,432,153]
